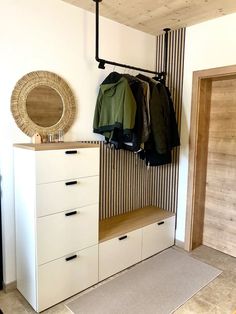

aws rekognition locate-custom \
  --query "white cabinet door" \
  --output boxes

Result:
[36,147,99,184]
[38,245,98,312]
[99,229,142,281]
[142,216,175,260]
[36,176,99,217]
[37,204,98,265]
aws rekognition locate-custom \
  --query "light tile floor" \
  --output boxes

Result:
[0,245,235,314]
[175,246,236,314]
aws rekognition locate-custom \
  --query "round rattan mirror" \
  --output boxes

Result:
[11,71,76,137]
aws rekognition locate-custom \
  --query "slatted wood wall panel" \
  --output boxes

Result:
[99,143,152,219]
[86,28,185,220]
[151,28,185,214]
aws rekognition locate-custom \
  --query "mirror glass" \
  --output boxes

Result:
[26,85,63,127]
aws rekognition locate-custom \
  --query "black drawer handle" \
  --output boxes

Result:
[65,255,77,262]
[119,235,128,241]
[65,210,77,217]
[65,150,78,154]
[65,181,78,186]
[157,221,165,226]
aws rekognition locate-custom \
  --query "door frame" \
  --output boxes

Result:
[185,64,236,251]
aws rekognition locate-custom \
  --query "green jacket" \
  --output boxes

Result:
[93,77,136,139]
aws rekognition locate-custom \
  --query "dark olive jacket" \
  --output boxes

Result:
[93,72,136,142]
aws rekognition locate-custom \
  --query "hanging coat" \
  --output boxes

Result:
[137,74,180,166]
[123,74,149,151]
[93,72,137,145]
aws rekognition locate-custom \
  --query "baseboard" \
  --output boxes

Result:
[175,239,185,249]
[3,280,16,293]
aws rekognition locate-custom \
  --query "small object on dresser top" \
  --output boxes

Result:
[31,133,41,144]
[48,133,54,143]
[58,129,64,142]
[54,129,64,143]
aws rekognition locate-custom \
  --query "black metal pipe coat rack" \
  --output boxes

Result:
[93,0,170,81]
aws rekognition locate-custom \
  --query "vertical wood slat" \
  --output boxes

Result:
[85,28,185,220]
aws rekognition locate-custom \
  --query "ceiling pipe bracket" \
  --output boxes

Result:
[93,0,170,79]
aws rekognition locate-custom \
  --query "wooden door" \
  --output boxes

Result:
[203,76,236,257]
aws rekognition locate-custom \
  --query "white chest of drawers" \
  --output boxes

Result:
[14,143,100,312]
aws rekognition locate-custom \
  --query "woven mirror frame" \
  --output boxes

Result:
[11,71,76,137]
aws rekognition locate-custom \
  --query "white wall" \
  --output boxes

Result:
[176,13,236,242]
[0,0,156,284]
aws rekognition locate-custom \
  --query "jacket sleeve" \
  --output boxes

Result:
[150,84,169,154]
[164,86,180,148]
[122,81,137,135]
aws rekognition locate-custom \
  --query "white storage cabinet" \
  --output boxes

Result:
[14,143,100,312]
[99,207,175,281]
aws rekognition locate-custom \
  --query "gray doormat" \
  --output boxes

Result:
[66,248,221,314]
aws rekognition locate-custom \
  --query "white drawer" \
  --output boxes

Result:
[37,176,99,217]
[99,229,142,281]
[37,204,98,265]
[38,245,98,312]
[36,147,99,184]
[142,216,175,260]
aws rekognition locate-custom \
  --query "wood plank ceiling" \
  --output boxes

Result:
[62,0,236,35]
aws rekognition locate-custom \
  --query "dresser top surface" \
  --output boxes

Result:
[14,142,100,151]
